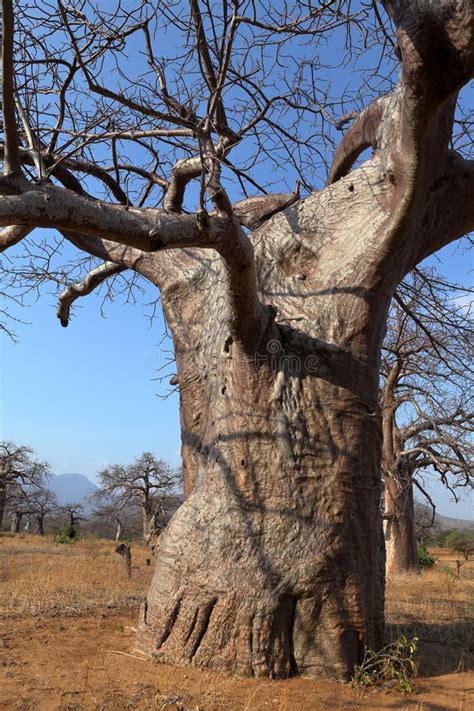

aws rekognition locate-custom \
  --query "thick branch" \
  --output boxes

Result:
[1,0,21,176]
[415,153,474,262]
[0,182,241,252]
[327,96,388,185]
[378,0,473,193]
[382,0,474,102]
[57,261,126,327]
[0,224,29,250]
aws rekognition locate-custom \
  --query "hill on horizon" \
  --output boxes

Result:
[49,473,98,511]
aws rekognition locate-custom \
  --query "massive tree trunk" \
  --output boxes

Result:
[380,358,420,575]
[137,345,385,678]
[384,468,419,575]
[134,158,407,677]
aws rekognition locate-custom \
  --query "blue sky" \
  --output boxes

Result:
[0,272,181,478]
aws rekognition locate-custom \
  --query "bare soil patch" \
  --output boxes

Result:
[1,535,472,710]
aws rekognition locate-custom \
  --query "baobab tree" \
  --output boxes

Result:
[60,502,87,530]
[381,270,473,574]
[5,483,30,532]
[94,453,180,542]
[0,441,49,531]
[0,0,473,679]
[28,486,58,535]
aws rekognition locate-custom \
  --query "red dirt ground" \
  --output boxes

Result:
[1,611,472,710]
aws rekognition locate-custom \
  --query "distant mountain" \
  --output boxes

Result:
[49,473,98,511]
[416,501,473,532]
[435,512,473,532]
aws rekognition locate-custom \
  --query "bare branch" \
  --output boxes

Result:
[57,261,126,327]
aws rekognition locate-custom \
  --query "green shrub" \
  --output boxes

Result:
[417,546,435,568]
[55,523,79,544]
[353,635,418,694]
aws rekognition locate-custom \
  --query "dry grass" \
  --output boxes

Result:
[386,550,474,626]
[0,533,153,618]
[385,549,474,676]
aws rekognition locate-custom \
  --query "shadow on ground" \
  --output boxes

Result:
[385,621,473,677]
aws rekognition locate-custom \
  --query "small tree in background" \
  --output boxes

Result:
[381,270,473,574]
[0,441,49,531]
[96,453,181,543]
[444,531,474,560]
[59,502,86,531]
[91,497,143,541]
[28,486,58,535]
[6,483,31,533]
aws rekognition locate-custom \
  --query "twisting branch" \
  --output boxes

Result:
[412,479,436,527]
[164,156,202,213]
[327,96,388,185]
[57,261,126,327]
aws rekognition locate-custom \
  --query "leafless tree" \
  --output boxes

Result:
[95,453,180,543]
[0,0,473,679]
[5,483,30,532]
[0,441,49,531]
[413,502,441,548]
[60,502,87,529]
[381,270,473,574]
[27,486,58,535]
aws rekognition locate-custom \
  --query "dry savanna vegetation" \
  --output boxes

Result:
[1,534,472,710]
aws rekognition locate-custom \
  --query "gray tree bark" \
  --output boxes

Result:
[384,468,419,575]
[10,511,22,534]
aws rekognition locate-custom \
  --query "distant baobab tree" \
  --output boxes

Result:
[0,441,49,531]
[381,270,473,574]
[94,453,181,543]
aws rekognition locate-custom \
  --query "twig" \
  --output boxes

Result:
[106,649,149,661]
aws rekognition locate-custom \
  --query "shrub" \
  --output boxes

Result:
[353,635,419,694]
[444,530,474,560]
[55,523,79,544]
[417,546,435,568]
